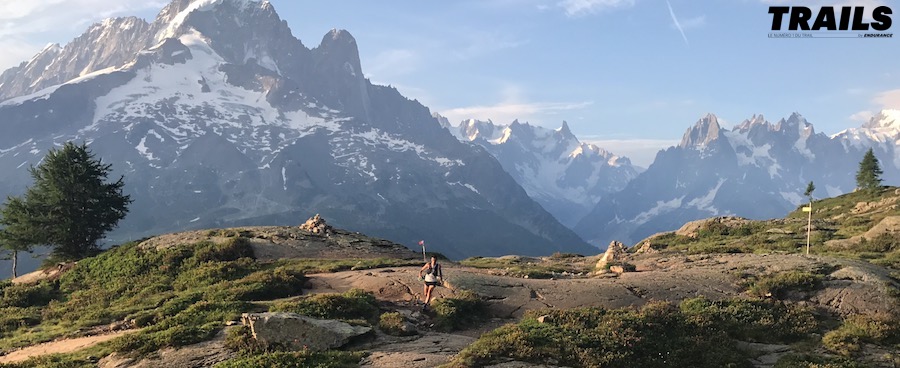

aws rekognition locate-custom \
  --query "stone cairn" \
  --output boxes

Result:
[595,240,628,274]
[300,214,332,235]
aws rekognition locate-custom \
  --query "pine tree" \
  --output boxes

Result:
[0,197,38,278]
[804,181,815,202]
[21,142,132,261]
[855,148,883,190]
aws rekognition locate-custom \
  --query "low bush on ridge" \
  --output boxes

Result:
[450,301,753,368]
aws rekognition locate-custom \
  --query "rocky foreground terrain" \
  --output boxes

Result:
[0,188,897,368]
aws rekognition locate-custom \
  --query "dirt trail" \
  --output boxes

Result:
[0,330,136,364]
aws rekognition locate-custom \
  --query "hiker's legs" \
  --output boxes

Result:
[422,283,428,304]
[425,284,435,304]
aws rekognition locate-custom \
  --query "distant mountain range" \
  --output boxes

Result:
[446,118,639,227]
[0,0,597,263]
[575,111,900,246]
[1,0,897,275]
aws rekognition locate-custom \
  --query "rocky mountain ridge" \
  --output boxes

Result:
[0,0,595,262]
[449,118,639,226]
[576,111,900,247]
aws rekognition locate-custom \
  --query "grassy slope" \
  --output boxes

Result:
[0,188,897,367]
[0,234,418,368]
[640,186,900,271]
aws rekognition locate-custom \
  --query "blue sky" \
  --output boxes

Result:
[1,0,898,165]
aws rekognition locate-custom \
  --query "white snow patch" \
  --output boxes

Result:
[687,179,725,213]
[780,191,804,206]
[159,0,260,41]
[281,166,287,190]
[631,197,684,225]
[190,217,201,223]
[433,157,464,167]
[825,185,843,198]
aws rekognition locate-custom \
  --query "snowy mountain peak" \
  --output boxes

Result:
[864,109,900,130]
[774,113,816,143]
[314,28,363,80]
[679,113,723,148]
[557,121,575,138]
[454,117,639,226]
[432,112,452,129]
[736,114,769,132]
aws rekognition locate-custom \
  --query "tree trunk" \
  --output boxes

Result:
[11,250,17,279]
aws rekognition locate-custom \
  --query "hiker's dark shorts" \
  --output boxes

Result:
[425,281,440,287]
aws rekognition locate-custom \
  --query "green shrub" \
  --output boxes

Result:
[379,312,414,336]
[822,314,900,356]
[224,325,270,354]
[109,300,249,355]
[450,302,751,368]
[0,282,59,308]
[213,350,364,368]
[209,267,307,302]
[459,257,578,279]
[0,353,97,368]
[431,290,488,332]
[0,307,41,333]
[856,233,900,253]
[173,258,258,291]
[747,271,824,299]
[679,297,818,343]
[603,261,637,272]
[774,354,867,368]
[550,252,583,259]
[270,289,378,321]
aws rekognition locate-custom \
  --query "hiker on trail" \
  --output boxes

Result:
[419,256,443,309]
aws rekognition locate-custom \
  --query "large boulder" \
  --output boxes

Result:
[241,312,371,351]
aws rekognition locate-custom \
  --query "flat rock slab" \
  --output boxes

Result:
[242,312,372,351]
[361,332,475,368]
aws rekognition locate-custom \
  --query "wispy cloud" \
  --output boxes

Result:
[366,49,421,80]
[874,89,900,109]
[666,0,689,45]
[451,31,528,61]
[679,15,706,29]
[845,89,900,124]
[558,0,635,17]
[441,101,593,126]
[849,110,874,123]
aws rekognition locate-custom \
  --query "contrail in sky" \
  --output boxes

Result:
[666,0,689,45]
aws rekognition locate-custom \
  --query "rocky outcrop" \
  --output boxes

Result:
[825,216,900,249]
[633,241,658,254]
[300,214,332,235]
[241,312,371,351]
[138,226,419,260]
[675,217,751,239]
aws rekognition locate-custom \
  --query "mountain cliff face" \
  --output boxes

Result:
[575,112,900,246]
[0,0,595,261]
[451,118,639,227]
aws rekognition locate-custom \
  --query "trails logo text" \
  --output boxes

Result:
[768,6,893,38]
